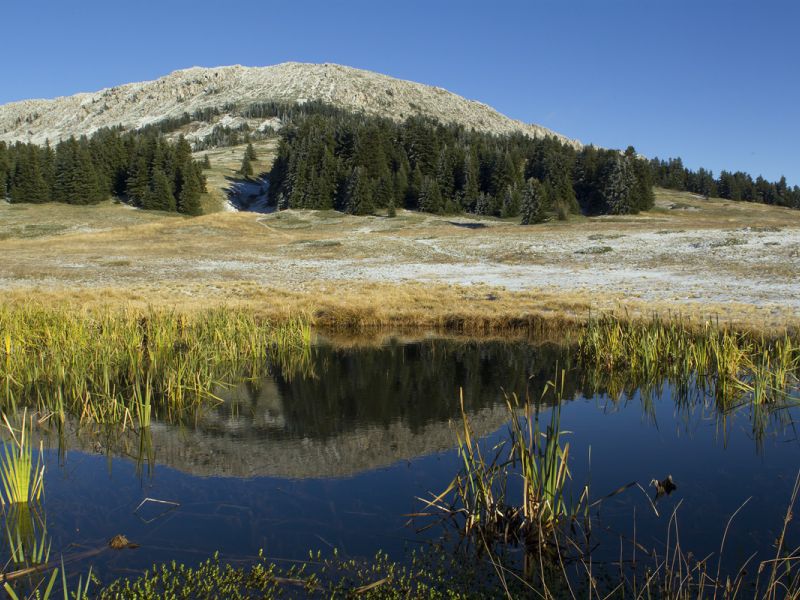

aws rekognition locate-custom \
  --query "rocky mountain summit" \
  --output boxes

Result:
[0,62,579,148]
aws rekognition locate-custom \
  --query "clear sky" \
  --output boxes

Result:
[2,0,798,184]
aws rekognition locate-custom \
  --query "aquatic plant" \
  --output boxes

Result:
[578,316,800,409]
[507,375,584,534]
[420,376,586,552]
[92,549,513,599]
[3,561,92,600]
[0,412,44,506]
[4,505,49,568]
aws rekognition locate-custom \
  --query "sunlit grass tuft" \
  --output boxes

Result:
[0,412,44,507]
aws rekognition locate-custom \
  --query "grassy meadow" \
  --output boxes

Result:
[1,180,799,333]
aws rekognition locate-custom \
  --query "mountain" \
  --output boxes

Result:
[0,62,579,148]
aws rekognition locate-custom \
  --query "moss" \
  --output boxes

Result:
[93,550,504,599]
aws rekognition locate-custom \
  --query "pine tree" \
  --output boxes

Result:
[407,164,423,209]
[520,178,547,224]
[125,155,151,207]
[245,143,257,161]
[0,142,8,198]
[239,151,253,178]
[435,146,456,204]
[53,138,77,202]
[173,137,204,215]
[417,176,443,213]
[462,152,480,212]
[374,175,393,208]
[201,154,211,169]
[177,162,203,216]
[10,144,50,203]
[544,152,578,219]
[475,192,491,216]
[41,141,55,200]
[500,185,520,218]
[631,158,655,211]
[393,162,409,208]
[312,146,338,209]
[277,192,289,211]
[148,168,176,212]
[602,155,636,215]
[344,166,375,215]
[71,141,103,204]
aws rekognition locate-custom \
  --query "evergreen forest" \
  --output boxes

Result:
[1,101,798,218]
[0,130,206,215]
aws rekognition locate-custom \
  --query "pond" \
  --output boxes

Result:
[5,335,800,591]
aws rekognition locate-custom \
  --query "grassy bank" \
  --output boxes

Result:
[2,186,799,335]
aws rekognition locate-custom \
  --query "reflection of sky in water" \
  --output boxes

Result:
[10,338,800,584]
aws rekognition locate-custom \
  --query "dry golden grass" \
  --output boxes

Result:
[2,280,797,336]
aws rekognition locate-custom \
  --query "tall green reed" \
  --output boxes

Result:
[578,316,799,409]
[421,374,585,551]
[0,412,44,507]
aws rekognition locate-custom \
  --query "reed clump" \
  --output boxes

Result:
[578,316,800,407]
[0,412,44,507]
[0,305,312,426]
[420,377,587,553]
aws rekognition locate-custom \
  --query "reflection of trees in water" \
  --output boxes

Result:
[26,337,798,478]
[207,339,577,441]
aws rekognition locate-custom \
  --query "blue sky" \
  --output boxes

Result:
[2,0,798,184]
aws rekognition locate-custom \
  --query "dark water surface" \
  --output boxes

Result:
[10,336,800,585]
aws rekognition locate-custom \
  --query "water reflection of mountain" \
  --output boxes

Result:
[210,340,574,440]
[39,339,576,479]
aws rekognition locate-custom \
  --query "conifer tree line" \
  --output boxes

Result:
[2,99,796,218]
[649,157,800,208]
[0,130,207,214]
[268,110,655,219]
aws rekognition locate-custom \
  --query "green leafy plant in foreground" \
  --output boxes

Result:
[0,411,44,507]
[93,550,479,599]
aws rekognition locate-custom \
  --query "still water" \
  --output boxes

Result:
[13,336,800,585]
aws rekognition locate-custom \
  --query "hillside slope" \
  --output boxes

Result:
[0,62,579,148]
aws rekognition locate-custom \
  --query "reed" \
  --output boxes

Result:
[578,316,800,410]
[0,305,312,427]
[4,504,50,569]
[507,375,583,534]
[0,411,44,506]
[420,376,586,552]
